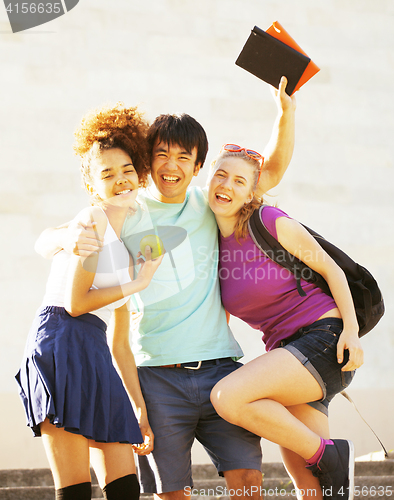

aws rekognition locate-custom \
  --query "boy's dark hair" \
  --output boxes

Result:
[147,113,209,168]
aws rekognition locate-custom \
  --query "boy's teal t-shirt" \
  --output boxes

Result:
[121,186,243,366]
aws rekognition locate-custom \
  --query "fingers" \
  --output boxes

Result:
[270,76,296,110]
[132,428,154,455]
[337,338,345,365]
[77,247,101,258]
[130,312,143,332]
[143,427,154,454]
[73,242,102,257]
[81,225,103,245]
[136,247,152,267]
[143,245,165,262]
[138,247,165,266]
[341,348,364,371]
[278,75,288,94]
[132,444,148,455]
[270,76,287,95]
[69,221,103,257]
[144,245,152,261]
[130,312,143,324]
[338,337,364,371]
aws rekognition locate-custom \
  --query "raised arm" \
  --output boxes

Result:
[35,220,103,259]
[275,216,364,372]
[256,76,296,197]
[35,223,70,259]
[107,303,153,455]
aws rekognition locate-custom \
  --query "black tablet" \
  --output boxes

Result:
[235,26,311,95]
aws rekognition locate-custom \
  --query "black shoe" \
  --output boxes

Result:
[306,439,355,499]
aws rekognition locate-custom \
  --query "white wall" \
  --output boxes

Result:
[0,0,393,468]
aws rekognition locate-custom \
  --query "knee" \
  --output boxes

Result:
[240,468,263,487]
[210,381,221,410]
[224,468,262,490]
[55,482,91,500]
[103,474,140,500]
[210,380,235,423]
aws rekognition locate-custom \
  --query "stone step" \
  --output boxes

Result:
[354,458,394,477]
[174,477,394,496]
[1,459,393,500]
[0,484,102,500]
[1,476,393,500]
[0,469,54,488]
[1,461,393,488]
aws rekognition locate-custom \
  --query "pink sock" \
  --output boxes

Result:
[306,438,334,466]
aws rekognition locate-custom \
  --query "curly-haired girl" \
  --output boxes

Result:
[16,103,162,500]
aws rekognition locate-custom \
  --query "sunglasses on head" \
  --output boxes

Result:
[221,144,264,182]
[221,144,263,162]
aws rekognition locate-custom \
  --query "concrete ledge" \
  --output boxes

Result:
[0,485,102,500]
[1,461,393,500]
[2,461,394,486]
[0,469,54,488]
[0,468,99,487]
[357,450,394,461]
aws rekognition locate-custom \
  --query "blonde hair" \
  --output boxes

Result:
[211,150,264,241]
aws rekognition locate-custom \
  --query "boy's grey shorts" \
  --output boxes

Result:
[137,358,262,494]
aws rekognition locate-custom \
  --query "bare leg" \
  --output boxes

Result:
[223,469,263,500]
[211,349,324,460]
[89,441,137,489]
[280,404,330,500]
[155,470,263,500]
[40,418,91,489]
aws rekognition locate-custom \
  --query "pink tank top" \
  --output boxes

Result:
[219,206,337,350]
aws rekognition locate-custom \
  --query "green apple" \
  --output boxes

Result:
[139,234,164,259]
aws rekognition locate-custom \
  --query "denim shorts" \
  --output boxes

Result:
[136,358,262,494]
[280,318,356,416]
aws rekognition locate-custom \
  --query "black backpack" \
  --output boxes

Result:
[248,206,384,337]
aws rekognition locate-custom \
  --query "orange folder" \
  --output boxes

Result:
[266,21,320,93]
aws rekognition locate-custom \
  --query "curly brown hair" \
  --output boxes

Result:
[74,103,151,197]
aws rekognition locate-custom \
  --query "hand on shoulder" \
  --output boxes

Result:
[64,206,105,257]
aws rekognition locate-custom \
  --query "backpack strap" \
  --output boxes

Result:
[248,206,385,337]
[248,205,311,297]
